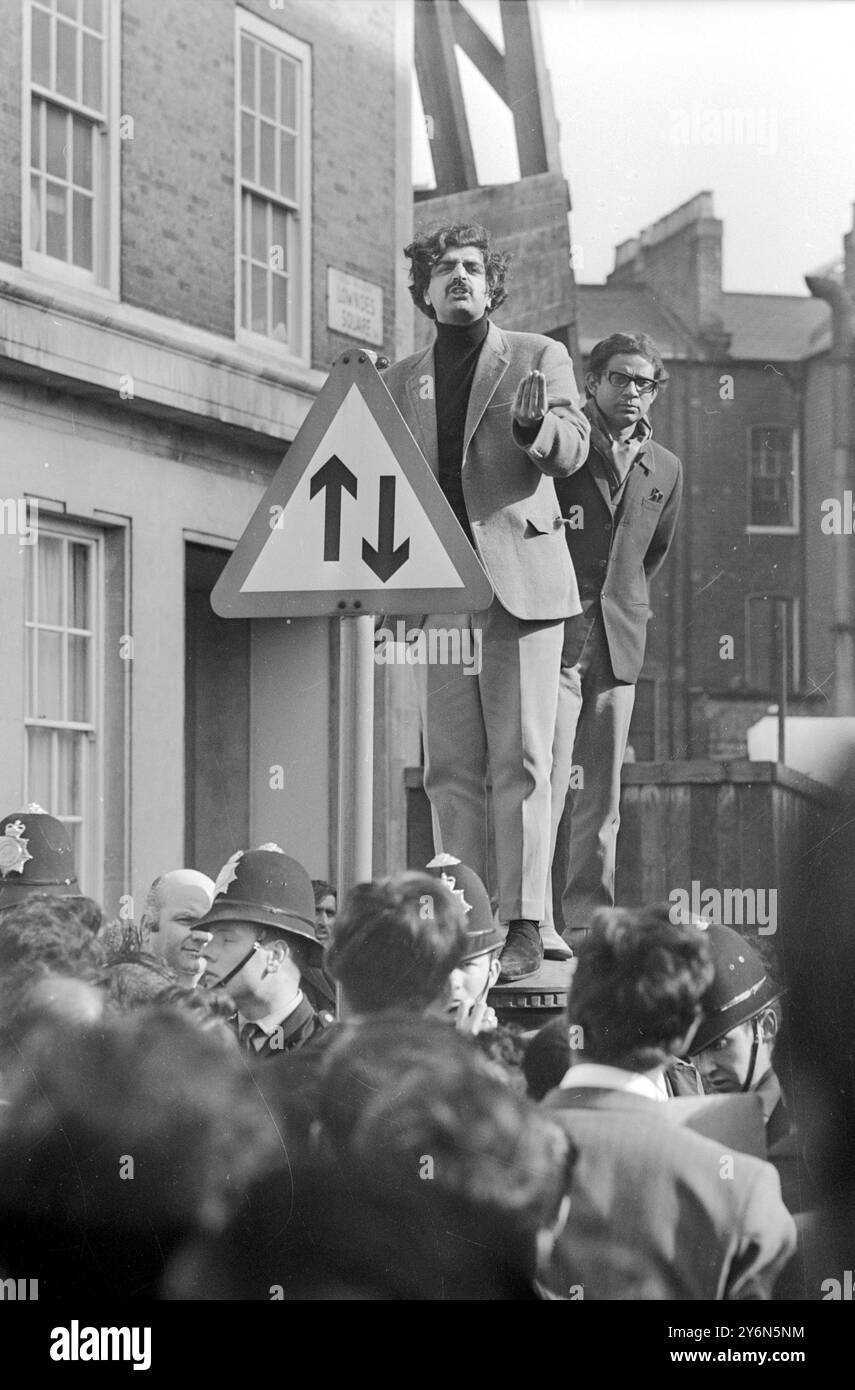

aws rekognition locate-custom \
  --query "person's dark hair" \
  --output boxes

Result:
[0,1008,280,1298]
[0,894,106,976]
[404,223,510,320]
[586,332,668,392]
[325,872,468,1013]
[156,983,237,1035]
[317,1014,573,1253]
[567,905,713,1071]
[311,879,336,907]
[523,1015,572,1101]
[472,1019,528,1095]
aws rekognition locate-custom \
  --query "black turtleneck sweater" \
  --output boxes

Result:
[434,314,490,545]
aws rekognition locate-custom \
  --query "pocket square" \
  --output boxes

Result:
[649,488,664,502]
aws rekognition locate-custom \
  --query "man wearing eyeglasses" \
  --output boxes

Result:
[549,333,683,948]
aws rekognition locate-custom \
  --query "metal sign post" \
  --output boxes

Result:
[336,613,375,898]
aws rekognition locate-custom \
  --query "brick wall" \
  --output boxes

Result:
[0,0,23,268]
[121,0,235,335]
[1,0,403,366]
[683,362,803,696]
[121,0,400,363]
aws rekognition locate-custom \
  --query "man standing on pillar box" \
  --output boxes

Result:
[383,224,589,981]
[549,333,682,948]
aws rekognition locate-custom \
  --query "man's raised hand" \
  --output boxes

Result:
[512,369,548,428]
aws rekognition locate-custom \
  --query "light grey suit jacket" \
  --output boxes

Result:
[382,322,589,621]
[543,1087,797,1301]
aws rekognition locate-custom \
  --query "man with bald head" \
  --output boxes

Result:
[140,869,214,986]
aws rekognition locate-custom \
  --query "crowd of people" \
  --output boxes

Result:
[0,221,848,1303]
[0,802,839,1301]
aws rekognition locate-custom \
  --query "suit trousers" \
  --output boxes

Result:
[415,600,564,923]
[548,609,636,937]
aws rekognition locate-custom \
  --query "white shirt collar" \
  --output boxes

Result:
[237,989,303,1038]
[559,1061,669,1103]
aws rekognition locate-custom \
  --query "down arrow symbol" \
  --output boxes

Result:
[362,476,410,581]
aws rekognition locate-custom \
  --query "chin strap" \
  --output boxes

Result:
[210,941,260,991]
[741,1016,762,1094]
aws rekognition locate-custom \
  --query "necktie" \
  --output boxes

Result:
[239,1020,266,1050]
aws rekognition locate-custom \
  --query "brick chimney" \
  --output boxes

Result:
[607,192,728,348]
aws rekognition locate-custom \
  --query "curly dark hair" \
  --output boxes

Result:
[567,905,714,1071]
[0,894,106,976]
[404,223,510,320]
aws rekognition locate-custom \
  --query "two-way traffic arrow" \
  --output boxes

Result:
[310,458,409,581]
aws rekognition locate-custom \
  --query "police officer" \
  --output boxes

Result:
[688,925,787,1139]
[0,804,82,913]
[197,846,331,1057]
[425,853,505,1033]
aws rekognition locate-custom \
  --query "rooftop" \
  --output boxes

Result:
[575,284,696,360]
[721,292,830,361]
[575,283,831,361]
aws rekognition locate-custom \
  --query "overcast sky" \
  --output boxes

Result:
[413,0,855,296]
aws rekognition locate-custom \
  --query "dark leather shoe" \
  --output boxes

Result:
[498,919,544,982]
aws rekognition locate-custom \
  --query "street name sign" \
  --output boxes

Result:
[211,350,494,619]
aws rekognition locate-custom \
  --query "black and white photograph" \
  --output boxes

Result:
[0,0,853,1358]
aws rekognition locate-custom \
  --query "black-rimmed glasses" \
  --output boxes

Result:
[606,370,659,396]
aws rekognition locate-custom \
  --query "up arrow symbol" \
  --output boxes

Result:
[362,476,410,582]
[309,454,358,562]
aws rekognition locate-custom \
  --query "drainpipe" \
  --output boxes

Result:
[804,274,855,714]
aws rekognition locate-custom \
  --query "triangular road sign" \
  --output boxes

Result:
[212,351,494,618]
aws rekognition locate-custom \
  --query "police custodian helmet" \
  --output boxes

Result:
[0,805,81,909]
[688,923,783,1055]
[197,846,324,965]
[426,853,504,961]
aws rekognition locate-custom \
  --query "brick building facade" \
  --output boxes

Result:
[0,0,413,914]
[576,191,847,762]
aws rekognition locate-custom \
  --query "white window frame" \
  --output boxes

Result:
[746,424,800,535]
[22,0,121,298]
[744,593,800,695]
[234,6,311,365]
[23,517,105,902]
